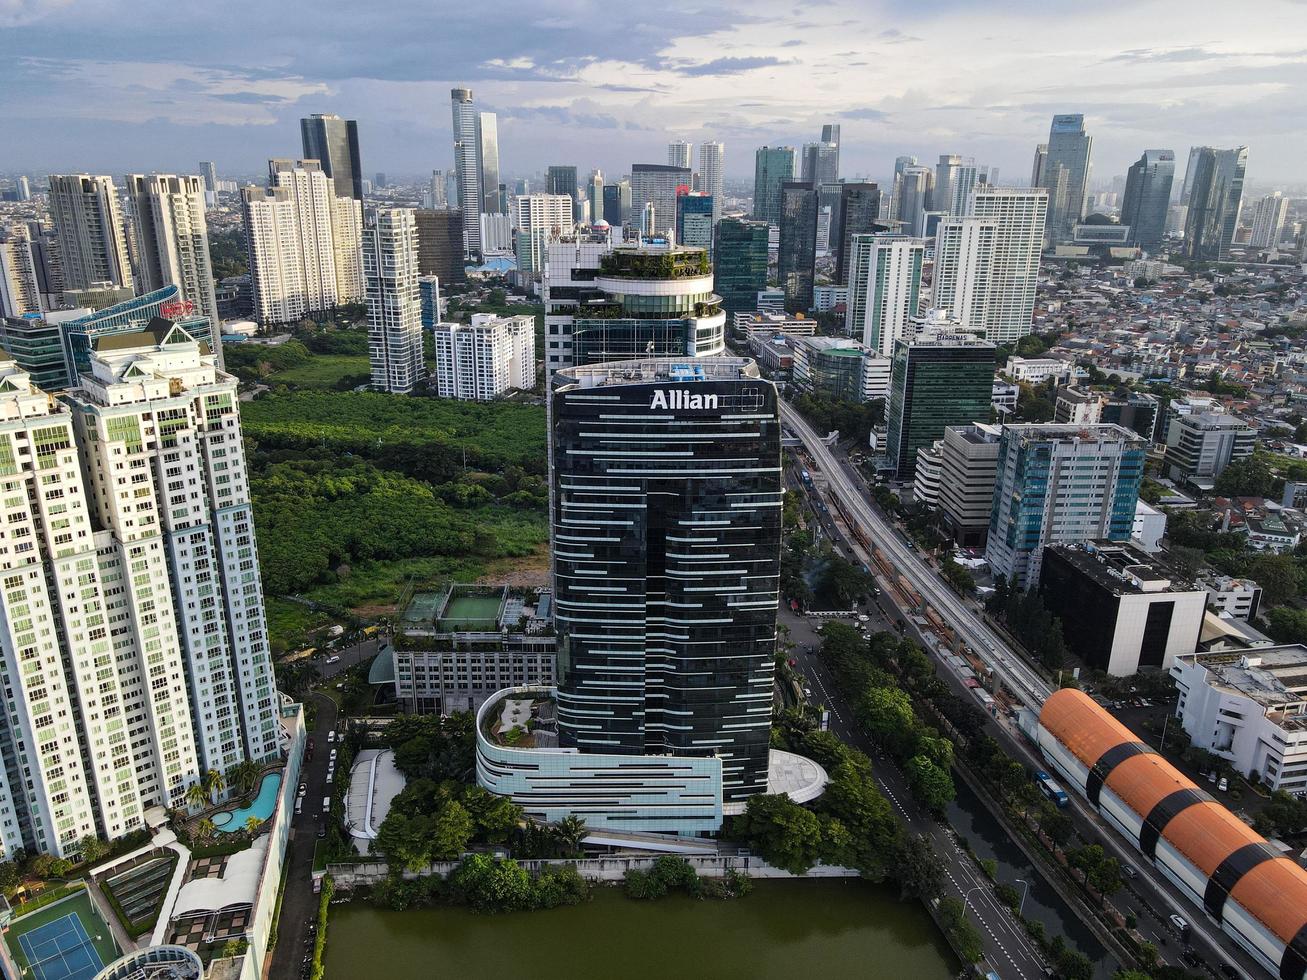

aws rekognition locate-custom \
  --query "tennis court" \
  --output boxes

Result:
[17,912,103,980]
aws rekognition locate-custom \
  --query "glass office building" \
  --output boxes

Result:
[548,357,781,805]
[778,181,817,313]
[713,218,769,319]
[884,332,996,479]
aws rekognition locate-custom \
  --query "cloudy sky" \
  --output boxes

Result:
[3,0,1305,187]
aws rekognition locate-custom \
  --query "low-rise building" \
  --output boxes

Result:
[1200,574,1263,622]
[1165,412,1255,489]
[812,284,848,313]
[991,380,1018,416]
[938,422,1002,547]
[1131,499,1167,552]
[1171,646,1307,792]
[913,440,943,508]
[1054,386,1102,424]
[1039,541,1207,676]
[1004,356,1073,385]
[389,585,556,714]
[791,335,890,402]
[746,332,794,378]
[1243,514,1301,553]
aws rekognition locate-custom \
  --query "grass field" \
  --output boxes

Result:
[269,355,370,389]
[439,594,503,631]
[5,889,119,979]
[265,597,336,653]
[304,556,490,615]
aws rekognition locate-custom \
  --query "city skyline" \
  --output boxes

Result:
[3,0,1306,184]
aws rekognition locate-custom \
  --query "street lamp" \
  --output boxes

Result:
[1014,878,1030,917]
[962,884,986,914]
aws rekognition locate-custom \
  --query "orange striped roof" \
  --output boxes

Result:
[1161,801,1264,876]
[1102,752,1196,817]
[1039,689,1138,768]
[1228,857,1307,944]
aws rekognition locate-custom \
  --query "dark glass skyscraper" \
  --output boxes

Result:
[778,181,817,313]
[414,209,465,284]
[752,146,796,224]
[1120,150,1174,251]
[546,166,581,222]
[602,184,624,226]
[1039,114,1091,244]
[549,357,781,804]
[832,182,882,284]
[1183,146,1248,262]
[300,113,362,200]
[714,218,769,319]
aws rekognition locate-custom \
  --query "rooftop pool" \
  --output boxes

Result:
[211,772,282,833]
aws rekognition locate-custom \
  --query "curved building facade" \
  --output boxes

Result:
[1034,689,1307,979]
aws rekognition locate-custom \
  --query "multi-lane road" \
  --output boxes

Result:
[781,402,1262,980]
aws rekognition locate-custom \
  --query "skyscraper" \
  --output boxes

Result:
[451,88,483,256]
[125,174,220,339]
[884,331,996,479]
[935,155,980,216]
[985,424,1146,589]
[676,192,715,250]
[432,314,535,401]
[546,165,581,221]
[364,208,424,394]
[1120,150,1175,251]
[1030,144,1048,187]
[801,142,839,186]
[425,170,447,209]
[933,217,996,334]
[586,169,604,225]
[845,234,923,356]
[965,188,1047,344]
[1183,146,1248,262]
[1039,114,1092,244]
[714,218,769,320]
[1179,146,1204,205]
[47,174,134,292]
[548,356,781,804]
[821,123,841,179]
[199,161,218,208]
[602,184,624,227]
[698,141,725,224]
[778,181,818,313]
[630,164,689,237]
[415,209,465,284]
[895,166,933,236]
[477,111,503,214]
[667,140,693,170]
[832,182,882,284]
[514,194,574,280]
[752,146,797,224]
[299,113,363,200]
[0,227,41,318]
[1250,191,1289,249]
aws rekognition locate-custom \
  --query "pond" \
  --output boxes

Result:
[325,879,958,980]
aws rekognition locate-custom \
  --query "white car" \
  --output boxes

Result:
[326,655,341,665]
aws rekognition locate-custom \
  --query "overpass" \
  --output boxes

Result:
[780,402,1053,708]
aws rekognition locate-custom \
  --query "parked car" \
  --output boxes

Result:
[1218,777,1229,792]
[322,796,331,813]
[1169,914,1190,939]
[1208,771,1217,784]
[327,731,336,744]
[329,748,337,760]
[294,799,302,815]
[316,824,327,839]
[326,655,341,665]
[297,782,307,798]
[1122,863,1138,880]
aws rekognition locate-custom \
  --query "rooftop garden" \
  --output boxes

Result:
[599,249,711,281]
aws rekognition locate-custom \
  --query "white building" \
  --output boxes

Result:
[47,174,134,292]
[965,188,1047,344]
[698,142,725,224]
[991,380,1018,415]
[126,174,220,337]
[364,208,425,394]
[1201,574,1263,622]
[812,284,847,313]
[845,234,924,356]
[1172,647,1307,793]
[668,140,693,170]
[1131,499,1167,552]
[1004,356,1073,384]
[932,217,995,334]
[913,440,944,507]
[1250,192,1289,249]
[480,212,513,254]
[543,233,611,375]
[0,227,41,318]
[0,322,279,859]
[514,195,574,281]
[432,313,535,400]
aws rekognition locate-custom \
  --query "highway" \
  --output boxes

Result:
[781,403,1262,980]
[780,402,1052,708]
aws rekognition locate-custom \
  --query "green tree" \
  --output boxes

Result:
[734,794,825,874]
[1249,554,1300,606]
[373,812,434,872]
[906,755,956,813]
[448,853,534,913]
[553,815,587,856]
[892,835,942,900]
[0,861,21,898]
[245,816,262,835]
[936,896,983,963]
[77,835,109,864]
[857,686,918,760]
[430,800,475,861]
[818,759,900,876]
[1214,454,1280,498]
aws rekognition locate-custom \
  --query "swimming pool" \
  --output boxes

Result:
[210,772,282,833]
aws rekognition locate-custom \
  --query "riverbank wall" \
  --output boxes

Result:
[327,855,860,889]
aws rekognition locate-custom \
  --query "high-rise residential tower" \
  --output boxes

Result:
[778,181,818,313]
[932,217,996,334]
[698,142,725,224]
[199,161,218,208]
[985,424,1146,589]
[364,208,424,394]
[0,227,41,319]
[845,234,923,356]
[667,140,693,170]
[300,113,363,200]
[1183,146,1248,262]
[895,166,933,236]
[1250,191,1289,249]
[630,164,689,237]
[545,165,581,222]
[514,194,573,281]
[1120,150,1175,251]
[477,112,504,215]
[752,147,797,225]
[125,174,221,340]
[548,356,781,805]
[47,175,134,293]
[1039,114,1092,244]
[965,188,1047,344]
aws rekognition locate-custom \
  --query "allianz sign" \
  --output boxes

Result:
[648,390,719,410]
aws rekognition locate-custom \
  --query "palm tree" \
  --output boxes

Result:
[554,815,587,856]
[203,769,225,803]
[244,816,262,836]
[195,819,216,843]
[185,782,208,811]
[227,760,260,798]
